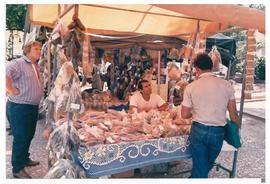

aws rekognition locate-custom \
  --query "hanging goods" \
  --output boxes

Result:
[168,62,181,81]
[208,46,222,72]
[82,35,94,78]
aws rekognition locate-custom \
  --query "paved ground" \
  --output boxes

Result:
[5,119,48,179]
[5,83,265,180]
[5,105,265,180]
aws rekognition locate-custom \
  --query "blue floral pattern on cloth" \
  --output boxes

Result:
[72,135,191,177]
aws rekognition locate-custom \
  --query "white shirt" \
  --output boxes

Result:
[129,91,165,112]
[182,72,235,126]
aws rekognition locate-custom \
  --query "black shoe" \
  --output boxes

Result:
[13,168,32,179]
[6,127,11,131]
[26,159,40,167]
[8,130,12,135]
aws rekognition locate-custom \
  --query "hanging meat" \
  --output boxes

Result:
[82,35,94,78]
[179,44,193,62]
[50,19,69,46]
[208,46,222,72]
[168,62,181,81]
[62,30,81,73]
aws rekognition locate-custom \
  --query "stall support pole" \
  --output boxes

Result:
[23,6,30,44]
[67,112,73,136]
[226,59,232,80]
[229,42,248,178]
[239,44,247,128]
[189,20,200,82]
[230,151,239,178]
[47,41,52,127]
[58,4,75,19]
[215,34,247,178]
[46,40,53,168]
[157,51,161,95]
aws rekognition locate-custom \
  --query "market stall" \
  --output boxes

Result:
[27,4,265,178]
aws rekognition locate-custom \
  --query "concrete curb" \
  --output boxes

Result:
[236,98,265,103]
[242,111,265,121]
[236,98,265,121]
[235,91,265,102]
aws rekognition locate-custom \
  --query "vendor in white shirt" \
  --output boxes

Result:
[129,79,168,113]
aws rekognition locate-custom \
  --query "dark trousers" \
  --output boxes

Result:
[6,100,39,173]
[190,121,225,178]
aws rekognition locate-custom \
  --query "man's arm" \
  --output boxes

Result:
[181,105,192,119]
[6,76,19,95]
[129,105,138,113]
[158,102,168,111]
[227,99,240,128]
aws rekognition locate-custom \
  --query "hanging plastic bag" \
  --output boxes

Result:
[46,122,81,167]
[48,62,83,117]
[44,159,86,178]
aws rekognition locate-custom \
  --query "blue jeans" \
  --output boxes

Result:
[6,101,39,173]
[190,121,225,178]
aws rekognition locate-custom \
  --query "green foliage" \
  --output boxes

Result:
[249,4,265,11]
[224,30,247,74]
[6,42,13,60]
[229,4,265,75]
[255,56,265,80]
[6,4,27,31]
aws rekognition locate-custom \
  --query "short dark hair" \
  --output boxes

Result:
[193,53,213,70]
[138,79,149,90]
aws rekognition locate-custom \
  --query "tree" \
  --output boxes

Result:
[249,4,265,11]
[255,56,265,80]
[224,4,265,75]
[223,29,247,74]
[6,4,27,31]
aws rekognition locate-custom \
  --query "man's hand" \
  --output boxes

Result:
[11,87,20,96]
[6,76,20,96]
[158,103,169,111]
[181,105,192,119]
[227,99,240,129]
[233,120,241,129]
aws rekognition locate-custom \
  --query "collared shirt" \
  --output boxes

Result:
[6,56,43,105]
[182,72,235,126]
[129,91,165,112]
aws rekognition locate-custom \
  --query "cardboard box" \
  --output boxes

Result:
[111,170,134,178]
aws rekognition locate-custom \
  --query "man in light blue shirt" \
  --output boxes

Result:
[6,41,43,178]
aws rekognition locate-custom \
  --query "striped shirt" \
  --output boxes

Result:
[6,56,43,105]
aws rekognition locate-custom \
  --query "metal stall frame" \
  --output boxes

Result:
[214,31,247,178]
